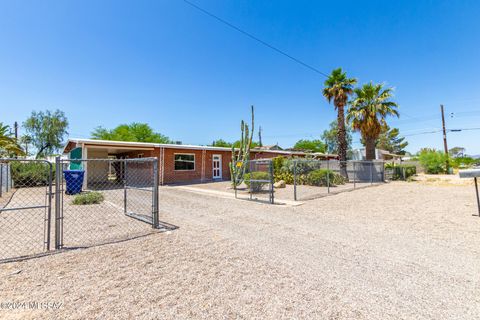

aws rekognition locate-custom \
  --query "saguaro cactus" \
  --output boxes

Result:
[230,105,255,187]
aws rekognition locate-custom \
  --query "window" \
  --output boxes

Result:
[174,154,195,171]
[137,153,144,158]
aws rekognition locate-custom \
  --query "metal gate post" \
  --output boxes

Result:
[370,161,373,185]
[270,160,274,204]
[0,163,3,197]
[152,159,159,228]
[353,161,356,189]
[46,162,53,250]
[124,159,128,213]
[55,157,62,249]
[327,160,330,193]
[293,160,297,201]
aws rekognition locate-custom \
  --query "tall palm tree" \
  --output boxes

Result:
[347,82,399,160]
[0,123,24,156]
[323,68,357,177]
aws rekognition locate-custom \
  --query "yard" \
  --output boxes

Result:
[1,181,479,319]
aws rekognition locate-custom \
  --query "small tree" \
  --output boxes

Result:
[23,110,68,158]
[292,139,326,153]
[418,149,448,174]
[229,106,254,187]
[211,139,232,148]
[376,125,408,155]
[321,120,352,154]
[91,123,171,143]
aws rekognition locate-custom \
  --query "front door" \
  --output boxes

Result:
[212,155,222,179]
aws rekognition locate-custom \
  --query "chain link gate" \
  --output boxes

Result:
[234,159,274,204]
[0,159,53,262]
[0,157,160,263]
[55,158,160,250]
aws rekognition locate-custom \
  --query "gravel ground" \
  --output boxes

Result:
[1,187,155,261]
[186,180,377,201]
[1,182,480,319]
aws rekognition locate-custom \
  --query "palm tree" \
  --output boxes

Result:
[347,82,399,160]
[0,123,24,156]
[323,68,357,177]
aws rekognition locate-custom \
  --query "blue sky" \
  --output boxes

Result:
[1,0,479,154]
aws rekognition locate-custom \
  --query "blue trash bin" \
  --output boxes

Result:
[64,170,85,195]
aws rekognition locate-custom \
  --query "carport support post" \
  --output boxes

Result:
[152,159,159,228]
[293,160,297,201]
[475,177,480,217]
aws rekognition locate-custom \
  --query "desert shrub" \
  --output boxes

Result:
[244,171,270,192]
[10,161,55,187]
[451,157,480,169]
[306,169,346,186]
[418,150,448,174]
[385,164,417,180]
[72,191,104,205]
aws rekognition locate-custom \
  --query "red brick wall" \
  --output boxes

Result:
[159,148,232,184]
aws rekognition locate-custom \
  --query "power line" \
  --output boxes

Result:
[182,0,329,78]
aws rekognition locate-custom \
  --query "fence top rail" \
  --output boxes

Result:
[0,158,52,164]
[59,157,158,162]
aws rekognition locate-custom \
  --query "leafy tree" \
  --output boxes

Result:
[23,110,68,158]
[376,125,408,155]
[0,123,24,156]
[321,120,352,154]
[19,135,33,156]
[292,139,326,153]
[323,68,357,177]
[232,140,260,148]
[211,139,232,147]
[347,82,399,160]
[418,149,448,174]
[91,123,171,143]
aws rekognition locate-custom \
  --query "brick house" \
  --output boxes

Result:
[62,138,334,185]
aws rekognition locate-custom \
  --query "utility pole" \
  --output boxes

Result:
[440,104,450,173]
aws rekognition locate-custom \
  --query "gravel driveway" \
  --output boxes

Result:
[1,182,479,319]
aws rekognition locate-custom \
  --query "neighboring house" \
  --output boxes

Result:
[351,148,403,161]
[63,138,323,185]
[253,144,283,151]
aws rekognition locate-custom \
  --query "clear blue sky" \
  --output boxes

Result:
[1,0,479,154]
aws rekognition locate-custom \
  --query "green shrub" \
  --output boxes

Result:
[244,171,271,192]
[72,191,104,205]
[451,157,480,169]
[418,150,448,174]
[385,164,417,180]
[10,161,55,187]
[306,169,346,186]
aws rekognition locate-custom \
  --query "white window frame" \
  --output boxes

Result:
[137,153,144,158]
[174,153,196,171]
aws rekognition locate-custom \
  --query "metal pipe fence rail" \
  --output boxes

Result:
[0,157,161,263]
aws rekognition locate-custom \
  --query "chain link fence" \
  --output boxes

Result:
[272,158,385,201]
[0,157,161,263]
[234,159,274,204]
[0,160,53,261]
